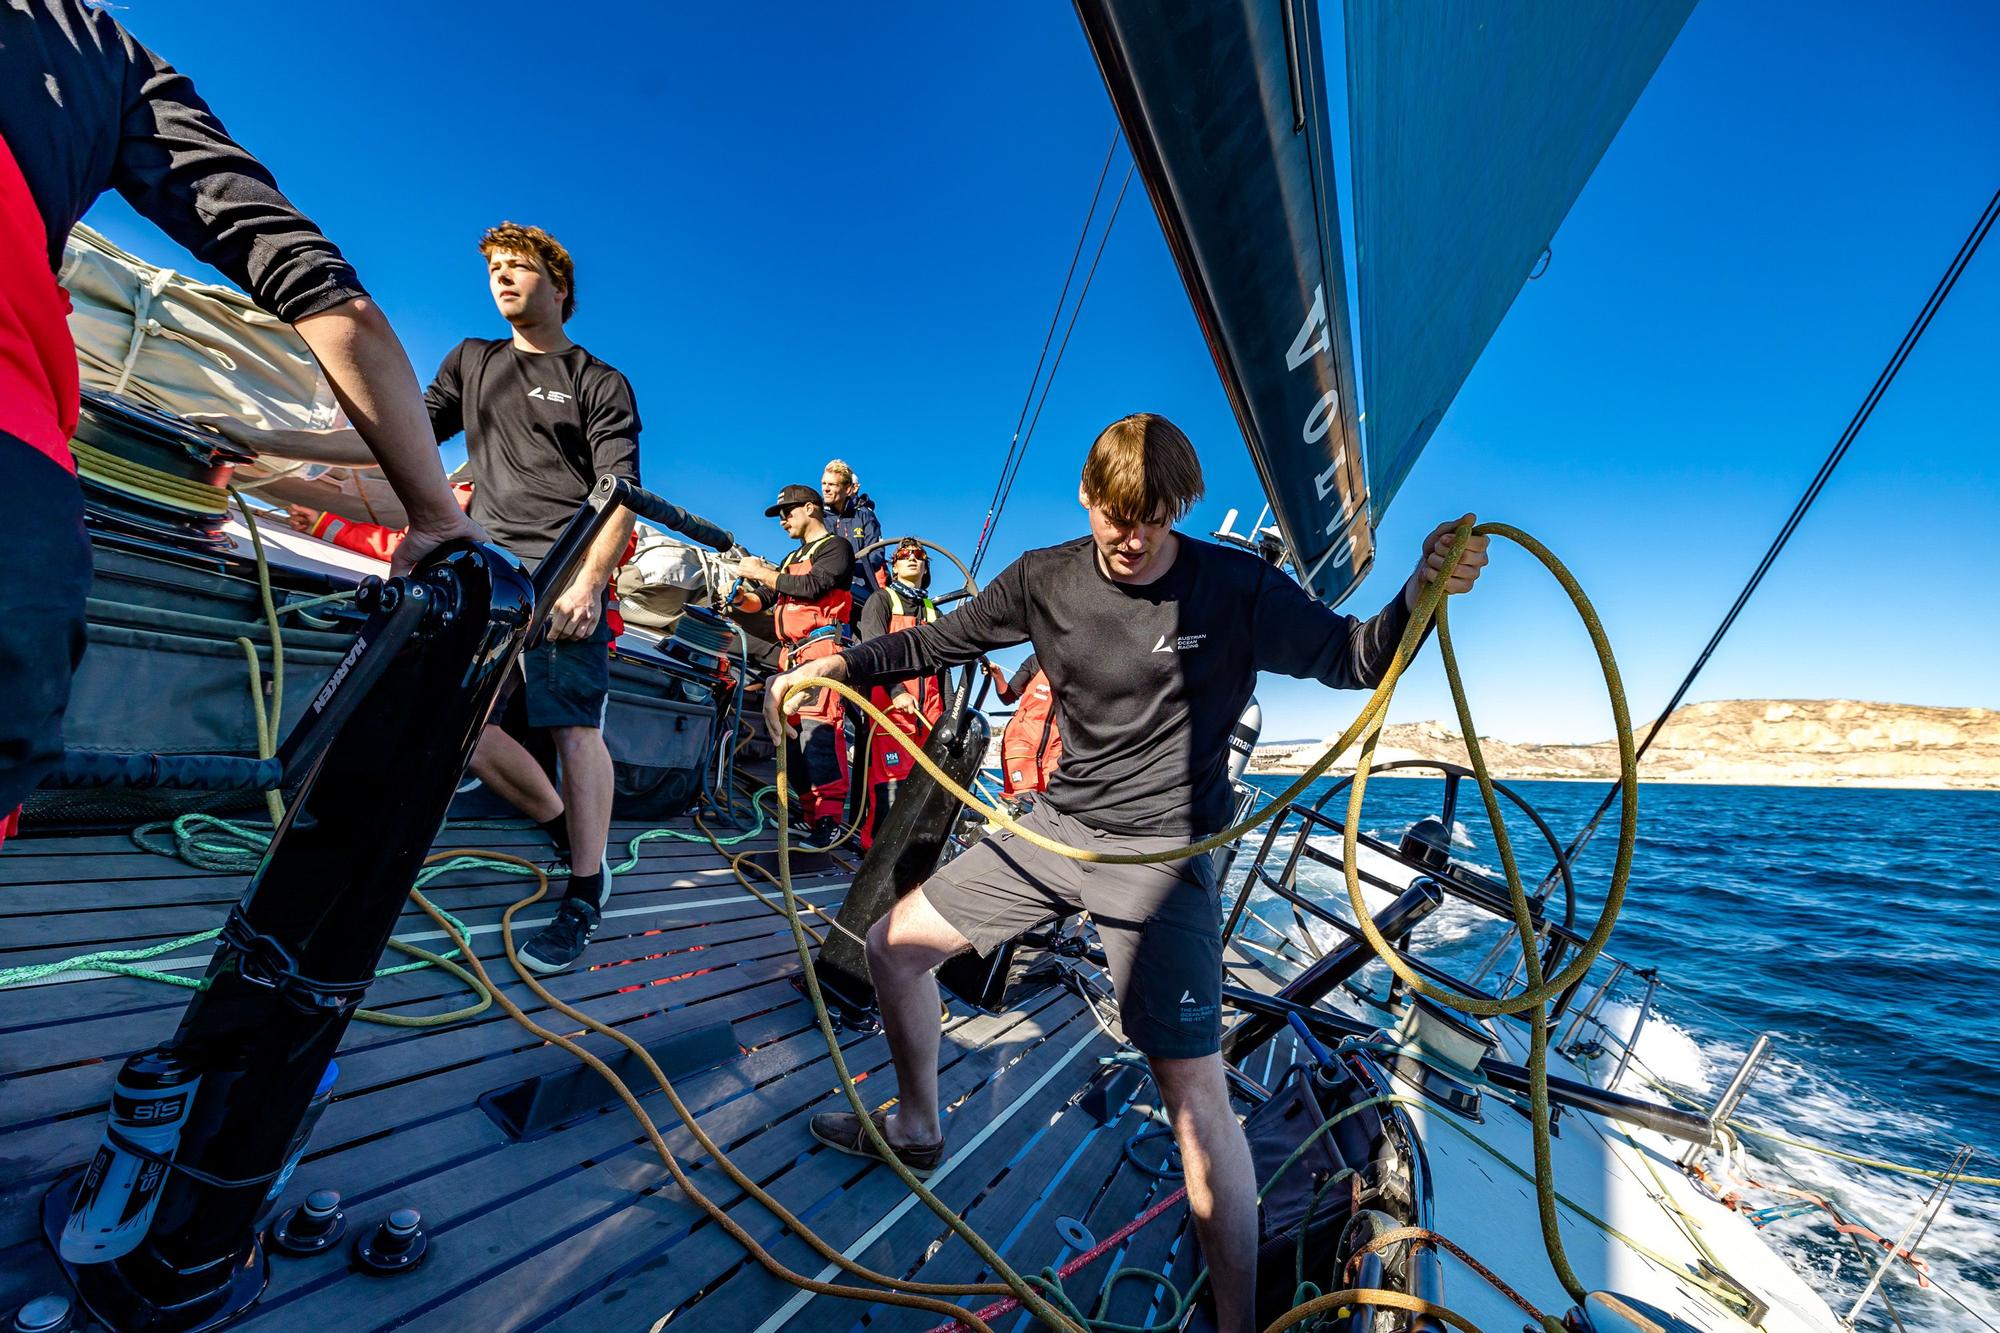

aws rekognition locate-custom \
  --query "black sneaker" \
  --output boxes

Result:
[801,817,844,852]
[518,898,600,975]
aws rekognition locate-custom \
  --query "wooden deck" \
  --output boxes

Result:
[0,816,1294,1331]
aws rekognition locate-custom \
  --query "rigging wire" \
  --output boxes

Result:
[1542,183,2000,888]
[980,163,1136,570]
[969,131,1127,576]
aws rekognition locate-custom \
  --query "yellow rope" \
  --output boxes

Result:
[416,850,1065,1333]
[71,438,230,514]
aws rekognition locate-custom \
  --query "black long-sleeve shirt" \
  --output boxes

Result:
[842,535,1418,837]
[774,533,855,603]
[1,0,366,321]
[424,339,640,565]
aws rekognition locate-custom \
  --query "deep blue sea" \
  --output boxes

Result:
[1236,775,2000,1331]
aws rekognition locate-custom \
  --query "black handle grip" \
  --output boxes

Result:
[614,480,735,552]
[51,748,285,792]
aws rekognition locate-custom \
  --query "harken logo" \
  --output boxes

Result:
[526,385,572,405]
[1151,633,1207,654]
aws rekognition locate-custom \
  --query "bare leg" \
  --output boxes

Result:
[551,725,614,875]
[865,889,973,1146]
[1152,1053,1257,1333]
[468,726,562,822]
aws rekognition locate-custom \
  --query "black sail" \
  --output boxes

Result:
[1075,0,1371,605]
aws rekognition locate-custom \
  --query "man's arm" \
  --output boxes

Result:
[292,305,478,574]
[188,339,466,466]
[771,538,855,601]
[105,33,474,572]
[858,507,886,587]
[843,558,1030,686]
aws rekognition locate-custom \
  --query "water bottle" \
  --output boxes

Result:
[60,1048,199,1263]
[262,1060,338,1210]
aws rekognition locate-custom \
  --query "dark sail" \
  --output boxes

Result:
[1075,0,1372,605]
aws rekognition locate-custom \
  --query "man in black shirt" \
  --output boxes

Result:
[767,414,1488,1333]
[0,1,479,829]
[424,224,642,973]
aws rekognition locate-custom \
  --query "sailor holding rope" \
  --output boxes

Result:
[766,413,1487,1333]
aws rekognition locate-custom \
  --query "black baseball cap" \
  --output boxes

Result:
[763,484,819,517]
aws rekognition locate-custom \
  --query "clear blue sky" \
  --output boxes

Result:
[88,1,1998,744]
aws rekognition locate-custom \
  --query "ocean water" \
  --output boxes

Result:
[1234,775,2000,1332]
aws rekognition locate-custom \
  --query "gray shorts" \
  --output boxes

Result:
[518,611,613,730]
[923,800,1223,1059]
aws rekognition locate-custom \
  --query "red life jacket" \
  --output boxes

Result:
[0,133,81,471]
[865,586,944,789]
[1000,670,1062,796]
[772,533,853,647]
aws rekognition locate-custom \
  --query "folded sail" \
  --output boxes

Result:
[1075,0,1372,604]
[1345,0,1697,514]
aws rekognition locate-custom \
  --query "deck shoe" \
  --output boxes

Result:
[807,1109,945,1178]
[518,898,601,975]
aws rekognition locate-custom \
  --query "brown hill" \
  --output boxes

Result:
[1249,699,2000,789]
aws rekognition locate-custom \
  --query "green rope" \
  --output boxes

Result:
[1,791,788,1026]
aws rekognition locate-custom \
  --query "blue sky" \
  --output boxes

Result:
[88,1,1998,743]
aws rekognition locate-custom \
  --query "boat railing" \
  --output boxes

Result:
[1221,797,1613,1026]
[1222,789,1998,1331]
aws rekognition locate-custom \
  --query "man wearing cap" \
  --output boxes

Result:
[735,485,857,849]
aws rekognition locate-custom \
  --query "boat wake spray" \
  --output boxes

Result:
[59,1048,199,1264]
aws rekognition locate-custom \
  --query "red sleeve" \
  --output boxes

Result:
[310,511,403,563]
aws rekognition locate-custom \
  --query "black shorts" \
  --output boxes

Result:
[923,799,1223,1059]
[0,442,91,811]
[517,611,613,730]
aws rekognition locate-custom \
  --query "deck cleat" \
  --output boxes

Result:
[354,1208,430,1275]
[269,1189,348,1257]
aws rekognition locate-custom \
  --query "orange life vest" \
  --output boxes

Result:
[772,534,853,646]
[1000,670,1062,796]
[865,586,944,788]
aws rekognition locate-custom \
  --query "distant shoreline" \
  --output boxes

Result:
[1239,764,1999,792]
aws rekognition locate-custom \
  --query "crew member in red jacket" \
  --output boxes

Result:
[0,0,477,847]
[734,485,855,851]
[986,654,1063,800]
[855,540,947,844]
